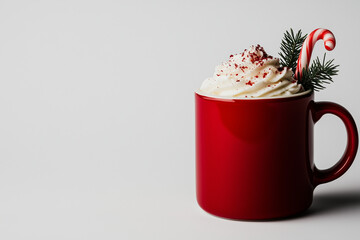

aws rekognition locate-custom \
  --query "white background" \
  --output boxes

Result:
[0,0,359,239]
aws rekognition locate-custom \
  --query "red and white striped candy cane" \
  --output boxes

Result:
[295,28,336,80]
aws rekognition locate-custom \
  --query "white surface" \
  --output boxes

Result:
[0,0,359,239]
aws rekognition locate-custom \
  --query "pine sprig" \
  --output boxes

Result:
[301,54,339,91]
[279,28,339,91]
[279,29,307,73]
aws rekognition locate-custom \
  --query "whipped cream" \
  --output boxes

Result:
[199,45,303,98]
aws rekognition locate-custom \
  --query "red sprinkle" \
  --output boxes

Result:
[230,55,234,58]
[246,81,254,86]
[263,72,268,78]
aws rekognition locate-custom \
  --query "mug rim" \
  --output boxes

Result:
[195,89,313,102]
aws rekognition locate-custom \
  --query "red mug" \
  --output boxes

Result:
[195,91,358,220]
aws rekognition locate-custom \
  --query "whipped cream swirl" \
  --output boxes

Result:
[199,45,303,98]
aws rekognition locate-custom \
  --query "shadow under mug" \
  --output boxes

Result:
[195,91,358,220]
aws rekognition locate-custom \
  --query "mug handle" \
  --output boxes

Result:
[312,102,358,187]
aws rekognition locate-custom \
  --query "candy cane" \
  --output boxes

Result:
[295,28,336,80]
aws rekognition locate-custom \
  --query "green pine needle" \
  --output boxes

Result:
[279,29,307,73]
[301,53,339,91]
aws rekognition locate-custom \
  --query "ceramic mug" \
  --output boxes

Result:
[195,90,358,220]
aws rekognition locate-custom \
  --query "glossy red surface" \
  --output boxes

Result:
[195,92,358,220]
